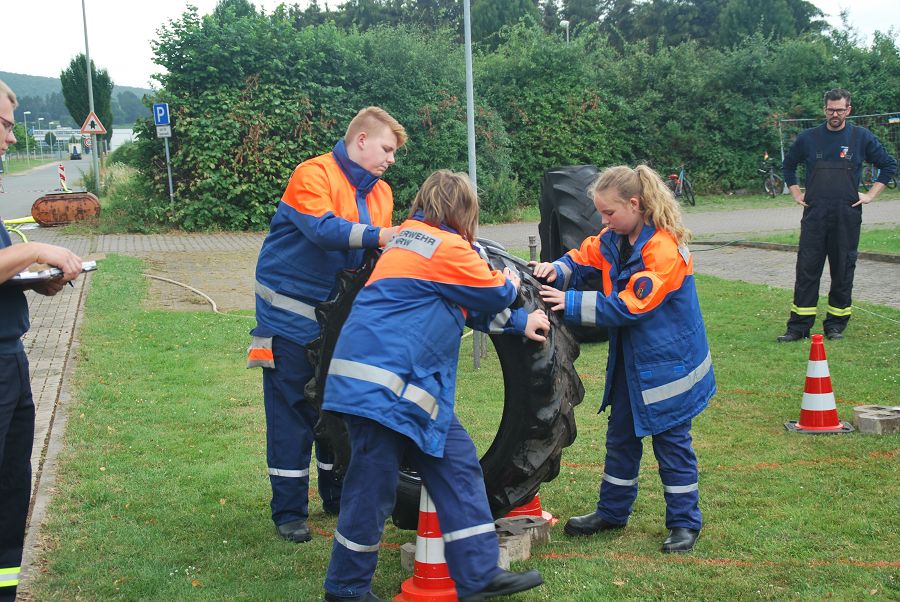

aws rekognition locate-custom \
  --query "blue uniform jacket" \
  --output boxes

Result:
[0,224,29,354]
[323,216,527,457]
[550,224,715,436]
[254,140,394,346]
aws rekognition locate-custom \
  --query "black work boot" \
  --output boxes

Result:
[563,512,626,536]
[825,329,844,341]
[275,519,312,543]
[661,527,700,553]
[458,569,544,601]
[776,330,809,343]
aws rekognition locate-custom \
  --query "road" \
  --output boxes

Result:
[1,156,92,219]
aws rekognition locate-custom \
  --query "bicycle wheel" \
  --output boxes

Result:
[764,175,777,197]
[860,165,875,191]
[682,179,696,206]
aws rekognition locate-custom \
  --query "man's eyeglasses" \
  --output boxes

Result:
[0,117,14,134]
[825,107,849,115]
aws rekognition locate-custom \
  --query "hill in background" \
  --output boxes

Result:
[1,70,154,128]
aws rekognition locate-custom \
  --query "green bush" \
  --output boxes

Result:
[106,141,143,169]
[126,6,900,230]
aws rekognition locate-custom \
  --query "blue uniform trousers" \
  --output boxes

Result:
[263,336,342,525]
[0,352,34,602]
[324,414,501,599]
[596,355,702,530]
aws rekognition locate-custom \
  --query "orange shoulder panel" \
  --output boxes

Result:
[281,154,393,225]
[618,231,689,314]
[370,222,505,289]
[567,232,607,270]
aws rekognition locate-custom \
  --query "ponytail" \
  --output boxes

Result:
[634,165,691,246]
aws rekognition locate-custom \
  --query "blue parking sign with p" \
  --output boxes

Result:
[153,103,170,126]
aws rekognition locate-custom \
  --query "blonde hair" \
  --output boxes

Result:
[587,164,691,245]
[409,170,479,242]
[345,106,407,148]
[0,79,18,107]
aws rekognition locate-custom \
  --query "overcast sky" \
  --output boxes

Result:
[3,0,898,89]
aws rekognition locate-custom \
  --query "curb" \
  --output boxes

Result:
[692,240,899,264]
[19,273,93,597]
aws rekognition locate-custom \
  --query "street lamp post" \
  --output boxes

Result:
[23,111,31,163]
[37,118,45,159]
[560,19,570,44]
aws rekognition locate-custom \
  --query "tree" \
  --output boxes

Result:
[116,91,146,124]
[472,0,540,45]
[718,0,797,46]
[60,54,114,142]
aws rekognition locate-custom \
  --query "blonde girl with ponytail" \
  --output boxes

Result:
[533,164,715,554]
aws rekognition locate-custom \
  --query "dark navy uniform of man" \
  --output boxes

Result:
[248,107,406,543]
[0,78,84,602]
[778,88,897,342]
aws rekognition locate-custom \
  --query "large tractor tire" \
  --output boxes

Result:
[537,165,608,343]
[305,243,585,529]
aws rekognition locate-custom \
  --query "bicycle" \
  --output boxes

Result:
[758,153,784,197]
[3,216,37,243]
[665,164,695,206]
[860,164,897,191]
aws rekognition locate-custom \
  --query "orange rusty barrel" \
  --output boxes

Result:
[31,192,101,227]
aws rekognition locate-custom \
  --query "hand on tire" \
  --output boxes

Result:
[503,267,521,290]
[524,309,550,342]
[528,261,557,283]
[539,285,566,312]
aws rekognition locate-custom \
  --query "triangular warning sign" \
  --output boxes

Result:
[80,111,107,135]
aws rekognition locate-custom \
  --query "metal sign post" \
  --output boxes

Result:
[153,103,175,213]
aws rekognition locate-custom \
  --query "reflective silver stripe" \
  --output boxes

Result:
[403,384,439,420]
[826,304,851,316]
[641,350,713,406]
[489,308,512,333]
[0,566,20,587]
[663,482,699,494]
[603,472,638,486]
[349,223,368,248]
[554,261,573,289]
[250,336,272,350]
[268,467,310,478]
[329,359,439,420]
[329,359,405,396]
[791,304,817,316]
[255,281,317,321]
[580,291,598,326]
[334,530,380,552]
[317,461,334,471]
[442,522,496,543]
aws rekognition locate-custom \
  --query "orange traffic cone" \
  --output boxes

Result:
[785,334,854,434]
[505,493,557,525]
[394,487,458,602]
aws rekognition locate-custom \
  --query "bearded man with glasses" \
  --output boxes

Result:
[777,88,897,343]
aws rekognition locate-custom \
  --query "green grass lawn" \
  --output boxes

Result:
[30,255,899,600]
[1,156,58,175]
[742,226,900,256]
